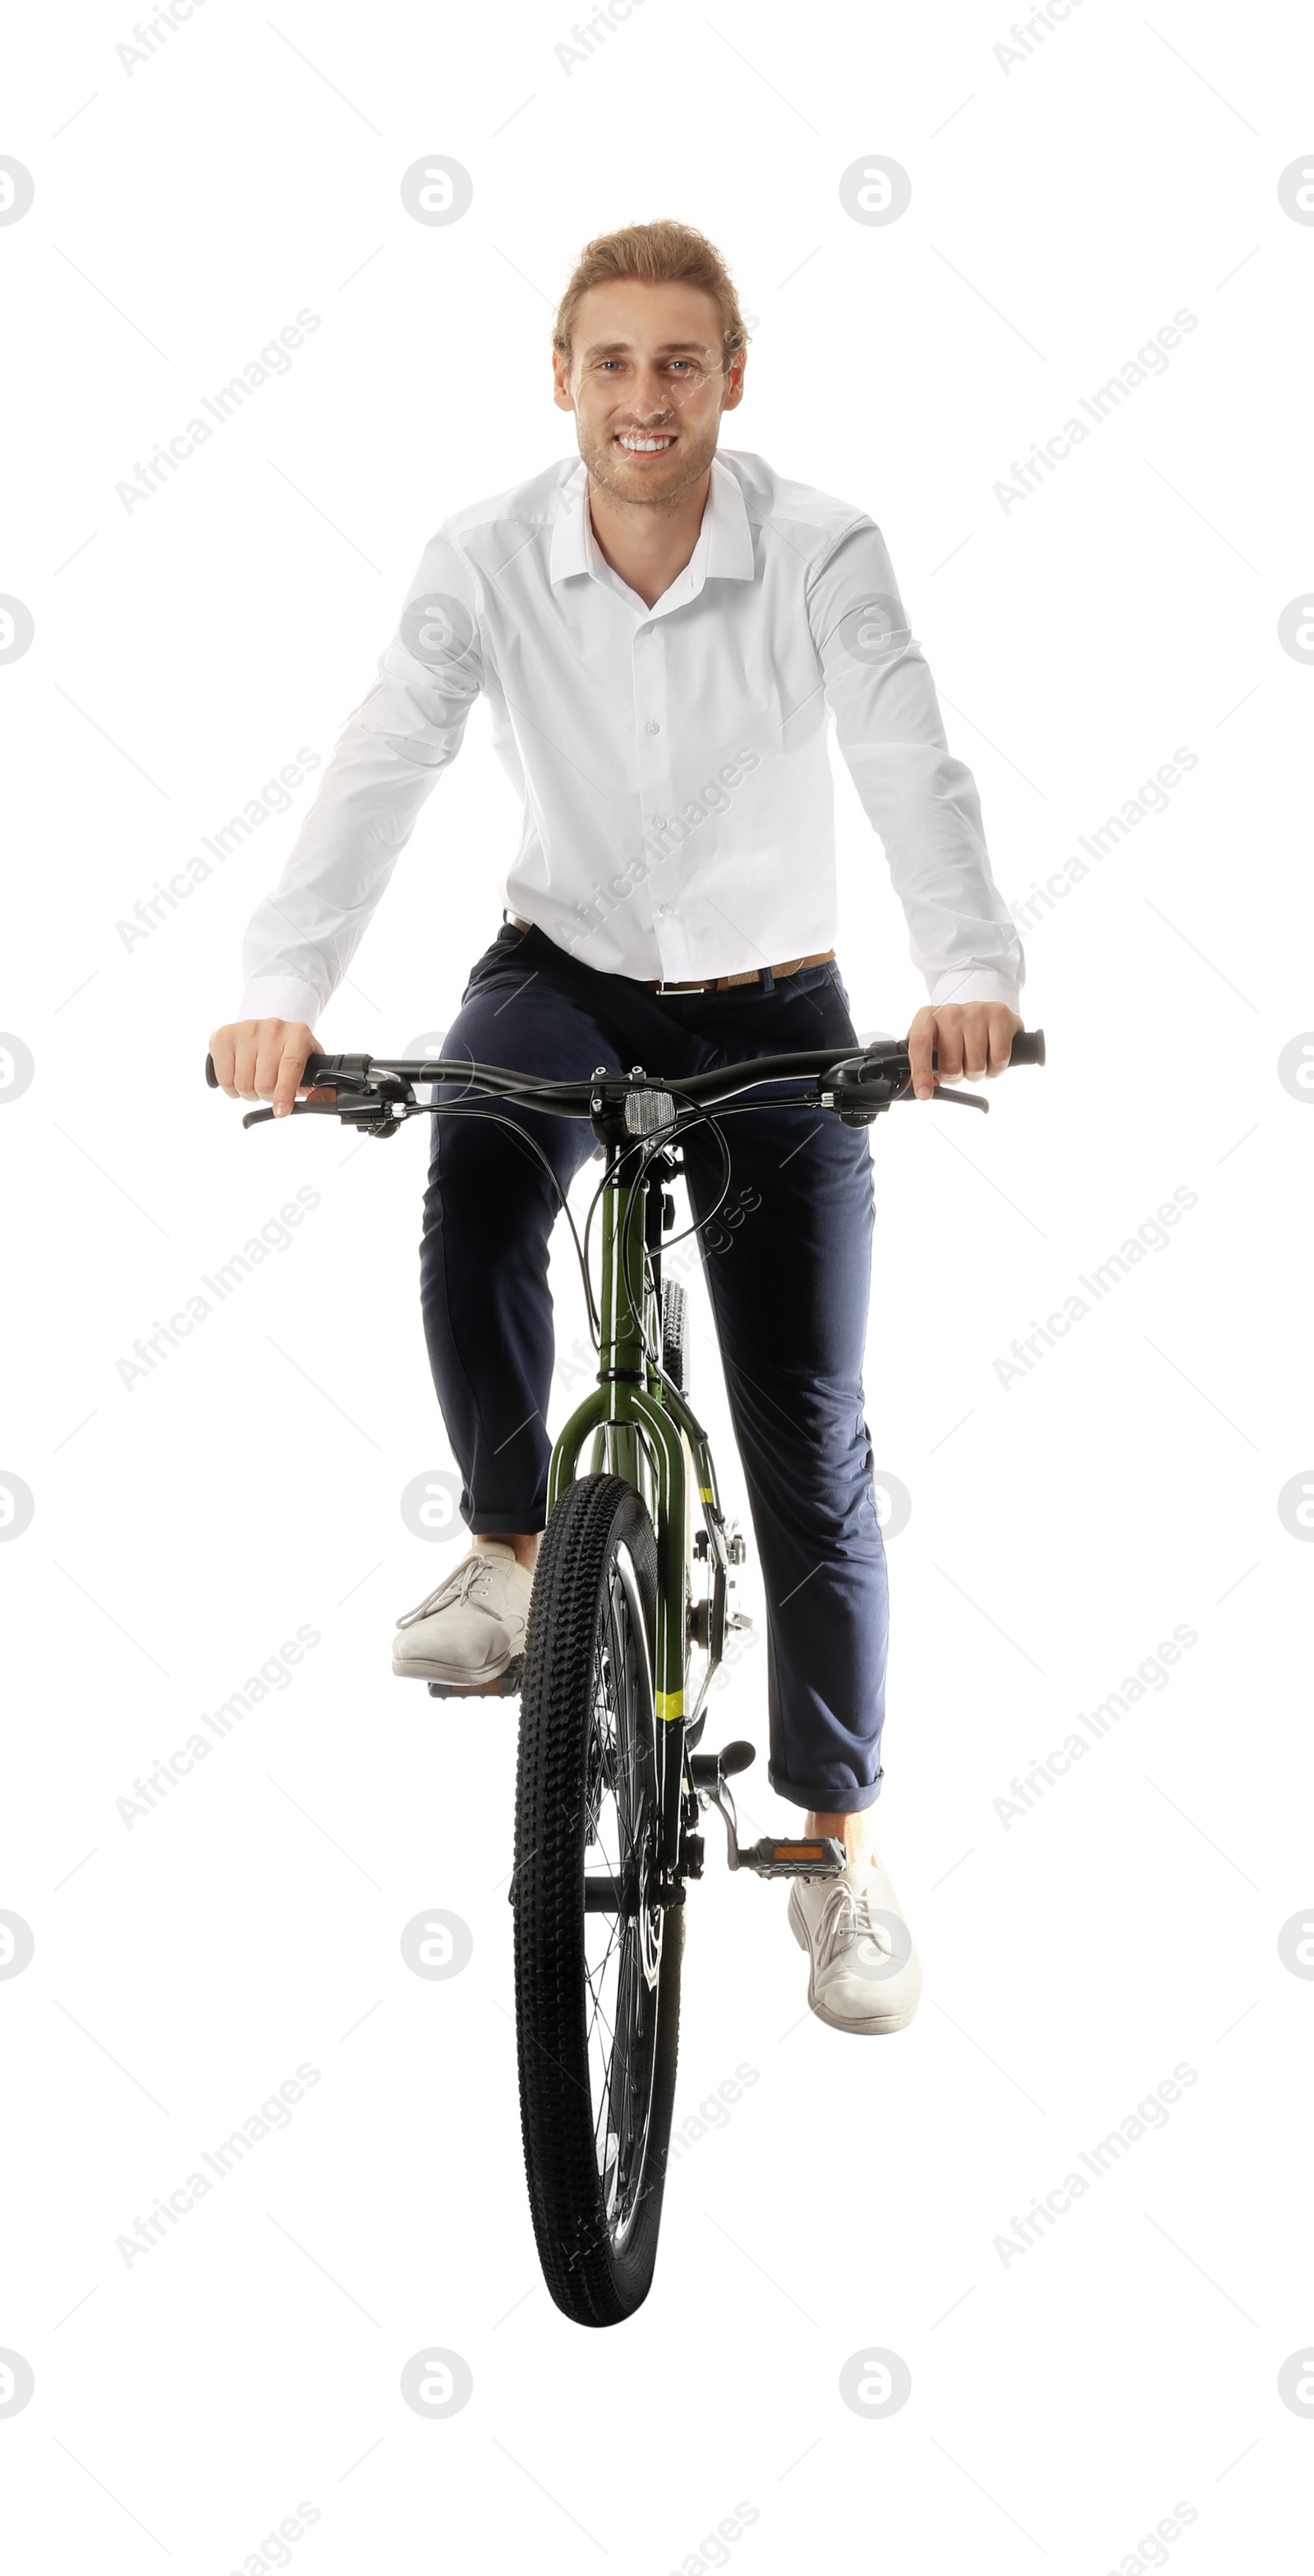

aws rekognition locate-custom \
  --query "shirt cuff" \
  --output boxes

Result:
[927,968,1023,1011]
[236,976,324,1028]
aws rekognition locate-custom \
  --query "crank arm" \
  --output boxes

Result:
[691,1747,845,1879]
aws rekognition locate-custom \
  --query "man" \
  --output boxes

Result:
[210,219,1024,2037]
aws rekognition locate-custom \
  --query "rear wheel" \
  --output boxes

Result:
[513,1473,682,2326]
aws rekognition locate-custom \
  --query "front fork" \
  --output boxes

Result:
[545,1137,734,1897]
[547,1132,846,1901]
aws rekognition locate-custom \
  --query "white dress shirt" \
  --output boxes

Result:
[238,448,1023,1022]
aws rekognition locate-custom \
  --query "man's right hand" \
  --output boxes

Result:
[208,1019,333,1119]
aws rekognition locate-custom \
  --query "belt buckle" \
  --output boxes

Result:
[655,977,708,996]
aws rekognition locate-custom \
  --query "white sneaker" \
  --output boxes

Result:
[393,1542,535,1688]
[788,1854,922,2035]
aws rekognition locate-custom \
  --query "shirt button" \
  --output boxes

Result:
[646,719,660,734]
[657,903,670,916]
[650,815,666,829]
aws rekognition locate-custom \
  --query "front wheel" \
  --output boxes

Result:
[512,1473,683,2326]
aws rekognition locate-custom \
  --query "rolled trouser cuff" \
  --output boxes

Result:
[767,1762,884,1817]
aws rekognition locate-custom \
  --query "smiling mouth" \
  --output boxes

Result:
[614,430,678,454]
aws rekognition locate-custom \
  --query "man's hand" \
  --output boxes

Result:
[208,1018,332,1118]
[906,1002,1023,1102]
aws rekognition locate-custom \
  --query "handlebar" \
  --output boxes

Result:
[204,1027,1045,1135]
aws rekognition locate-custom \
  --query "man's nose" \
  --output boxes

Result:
[629,370,675,417]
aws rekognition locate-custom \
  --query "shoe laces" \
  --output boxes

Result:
[396,1551,494,1630]
[816,1874,894,1974]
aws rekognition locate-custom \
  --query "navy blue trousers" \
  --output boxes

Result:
[419,922,888,1816]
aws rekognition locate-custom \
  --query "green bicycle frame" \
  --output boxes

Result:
[544,1140,725,1874]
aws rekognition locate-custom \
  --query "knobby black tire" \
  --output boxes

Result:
[512,1473,683,2327]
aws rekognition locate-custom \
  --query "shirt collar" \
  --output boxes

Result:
[549,454,755,599]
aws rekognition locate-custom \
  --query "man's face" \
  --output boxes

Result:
[553,277,745,508]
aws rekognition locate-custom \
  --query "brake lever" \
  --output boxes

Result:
[237,1056,420,1134]
[926,1085,989,1114]
[239,1097,412,1136]
[240,1100,344,1131]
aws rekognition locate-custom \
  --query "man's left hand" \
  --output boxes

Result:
[906,1002,1023,1102]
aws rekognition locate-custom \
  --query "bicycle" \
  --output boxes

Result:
[206,1022,1045,2326]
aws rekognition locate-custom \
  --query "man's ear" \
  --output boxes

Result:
[721,348,747,413]
[551,347,574,413]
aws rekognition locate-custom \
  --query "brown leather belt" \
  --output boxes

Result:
[509,917,834,993]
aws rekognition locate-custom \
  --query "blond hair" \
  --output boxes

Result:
[553,218,749,369]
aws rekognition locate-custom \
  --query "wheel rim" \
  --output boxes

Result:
[582,1540,664,2252]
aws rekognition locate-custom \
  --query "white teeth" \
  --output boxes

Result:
[618,434,674,452]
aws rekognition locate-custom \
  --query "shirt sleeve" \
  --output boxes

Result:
[809,517,1024,1010]
[237,532,485,1025]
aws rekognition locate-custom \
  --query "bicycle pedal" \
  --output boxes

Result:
[426,1657,524,1700]
[736,1834,847,1880]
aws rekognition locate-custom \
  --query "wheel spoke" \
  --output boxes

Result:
[583,1947,621,2047]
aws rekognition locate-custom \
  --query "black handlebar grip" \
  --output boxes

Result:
[205,1049,340,1090]
[1008,1028,1045,1067]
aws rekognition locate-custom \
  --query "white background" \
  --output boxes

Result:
[2,1,1313,2568]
